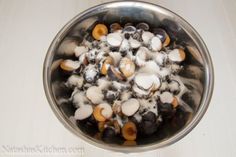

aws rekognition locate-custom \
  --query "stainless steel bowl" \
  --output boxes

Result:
[43,1,214,153]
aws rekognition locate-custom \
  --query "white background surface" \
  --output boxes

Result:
[0,0,236,156]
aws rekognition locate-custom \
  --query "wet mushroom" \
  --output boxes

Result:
[99,56,114,75]
[74,105,93,120]
[142,31,154,45]
[119,57,136,78]
[107,65,125,81]
[74,46,89,57]
[83,65,99,83]
[86,86,104,104]
[93,103,113,122]
[122,121,137,140]
[160,91,174,104]
[149,36,162,51]
[66,75,84,89]
[129,37,141,49]
[168,49,186,62]
[92,24,108,40]
[60,59,81,72]
[121,98,140,116]
[107,32,123,47]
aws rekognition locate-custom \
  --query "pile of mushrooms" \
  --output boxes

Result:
[59,22,187,141]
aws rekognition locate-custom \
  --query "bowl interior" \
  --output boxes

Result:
[44,1,212,151]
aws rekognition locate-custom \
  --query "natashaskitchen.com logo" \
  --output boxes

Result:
[1,145,84,156]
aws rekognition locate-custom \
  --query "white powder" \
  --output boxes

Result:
[135,56,146,67]
[126,51,136,61]
[96,51,106,62]
[84,65,98,80]
[134,73,155,90]
[138,99,158,115]
[160,91,174,104]
[86,86,104,104]
[133,113,142,122]
[121,99,140,116]
[142,31,154,45]
[79,53,86,63]
[66,75,84,88]
[74,105,93,120]
[168,49,185,62]
[116,115,124,127]
[129,38,141,49]
[169,80,180,92]
[119,58,135,73]
[154,52,166,65]
[87,49,98,61]
[135,47,147,66]
[100,35,107,42]
[135,51,146,61]
[171,64,181,73]
[98,103,113,119]
[158,67,171,78]
[150,36,162,51]
[83,40,92,49]
[63,23,196,130]
[151,74,161,90]
[86,69,97,79]
[72,91,89,108]
[139,60,160,74]
[97,78,111,90]
[109,52,122,66]
[134,73,160,91]
[120,91,132,101]
[132,84,150,98]
[107,32,123,47]
[120,39,130,52]
[160,81,168,91]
